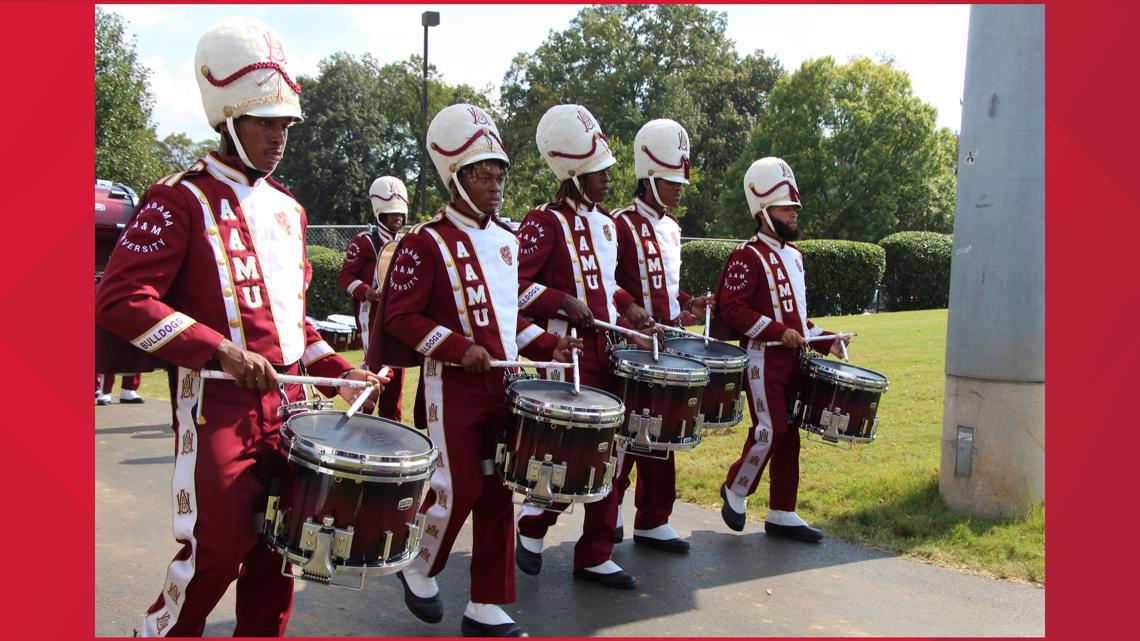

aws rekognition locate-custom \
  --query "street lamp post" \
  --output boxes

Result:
[419,10,440,221]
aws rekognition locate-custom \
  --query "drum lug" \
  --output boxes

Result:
[603,456,616,486]
[693,413,704,438]
[524,454,566,507]
[792,398,802,419]
[261,494,279,535]
[294,516,355,586]
[820,408,851,440]
[628,411,663,451]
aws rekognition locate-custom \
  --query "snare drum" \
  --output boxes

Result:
[790,357,889,445]
[663,337,748,430]
[265,411,437,588]
[497,379,625,508]
[609,349,710,452]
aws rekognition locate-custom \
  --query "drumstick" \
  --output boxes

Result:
[660,324,708,340]
[198,369,373,389]
[760,332,856,348]
[591,318,653,343]
[652,332,659,362]
[344,385,374,419]
[343,366,390,418]
[704,291,712,347]
[839,339,850,362]
[571,327,580,395]
[447,359,573,369]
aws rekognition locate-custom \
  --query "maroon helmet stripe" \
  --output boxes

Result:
[371,193,410,205]
[204,61,302,95]
[431,129,507,157]
[750,180,800,201]
[547,132,608,160]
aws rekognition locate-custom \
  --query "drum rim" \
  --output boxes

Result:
[507,380,625,427]
[610,349,710,386]
[662,338,748,373]
[803,357,889,391]
[281,410,438,476]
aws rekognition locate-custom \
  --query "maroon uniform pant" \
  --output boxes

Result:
[412,359,516,603]
[723,347,801,511]
[140,366,305,637]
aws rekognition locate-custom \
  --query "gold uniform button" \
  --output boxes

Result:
[217,258,225,266]
[229,319,240,328]
[297,321,304,328]
[297,292,304,299]
[452,284,460,292]
[223,287,233,297]
[298,262,306,269]
[208,227,218,235]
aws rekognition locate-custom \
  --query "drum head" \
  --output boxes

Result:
[508,379,625,427]
[509,378,621,410]
[804,358,889,391]
[283,411,434,474]
[611,349,710,386]
[663,337,746,360]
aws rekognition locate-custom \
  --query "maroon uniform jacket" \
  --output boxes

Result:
[368,206,559,369]
[95,152,352,378]
[712,233,834,351]
[338,226,395,345]
[516,199,635,328]
[611,198,694,324]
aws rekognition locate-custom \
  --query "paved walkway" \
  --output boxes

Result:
[95,401,1043,637]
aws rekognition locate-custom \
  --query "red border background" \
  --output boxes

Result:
[0,0,1130,638]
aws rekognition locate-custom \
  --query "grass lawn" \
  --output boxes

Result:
[131,308,1044,584]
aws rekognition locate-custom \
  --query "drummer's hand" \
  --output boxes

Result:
[630,325,663,351]
[623,303,652,330]
[828,334,852,358]
[552,335,584,362]
[461,344,494,374]
[215,339,279,390]
[780,328,808,349]
[364,286,381,302]
[689,295,713,318]
[560,294,594,328]
[338,367,387,410]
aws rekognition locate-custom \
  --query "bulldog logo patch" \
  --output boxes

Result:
[500,245,513,266]
[274,211,292,235]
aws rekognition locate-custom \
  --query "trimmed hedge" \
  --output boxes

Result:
[878,231,953,311]
[307,249,354,321]
[681,238,884,317]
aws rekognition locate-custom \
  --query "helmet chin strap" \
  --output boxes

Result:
[648,177,665,210]
[757,206,777,238]
[225,116,272,176]
[453,172,497,218]
[571,176,594,208]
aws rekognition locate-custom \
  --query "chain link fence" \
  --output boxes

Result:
[307,225,372,251]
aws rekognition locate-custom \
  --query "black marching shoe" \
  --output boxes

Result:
[764,521,824,543]
[514,532,542,576]
[461,616,528,637]
[572,568,638,589]
[612,525,624,543]
[720,485,746,532]
[633,534,690,553]
[396,571,444,623]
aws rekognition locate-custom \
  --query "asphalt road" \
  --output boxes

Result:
[96,400,1043,637]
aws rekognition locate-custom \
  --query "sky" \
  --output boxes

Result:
[101,3,971,143]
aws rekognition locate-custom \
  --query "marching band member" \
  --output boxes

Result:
[609,119,713,553]
[338,176,409,419]
[367,103,580,637]
[512,104,650,590]
[710,157,850,543]
[95,18,385,636]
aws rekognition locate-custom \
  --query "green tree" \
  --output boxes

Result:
[498,4,783,234]
[95,8,167,191]
[153,133,215,173]
[276,53,492,225]
[720,56,958,242]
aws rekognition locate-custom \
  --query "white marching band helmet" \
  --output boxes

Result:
[744,156,801,235]
[535,104,616,205]
[634,118,691,207]
[368,176,409,223]
[195,17,303,173]
[426,104,510,216]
